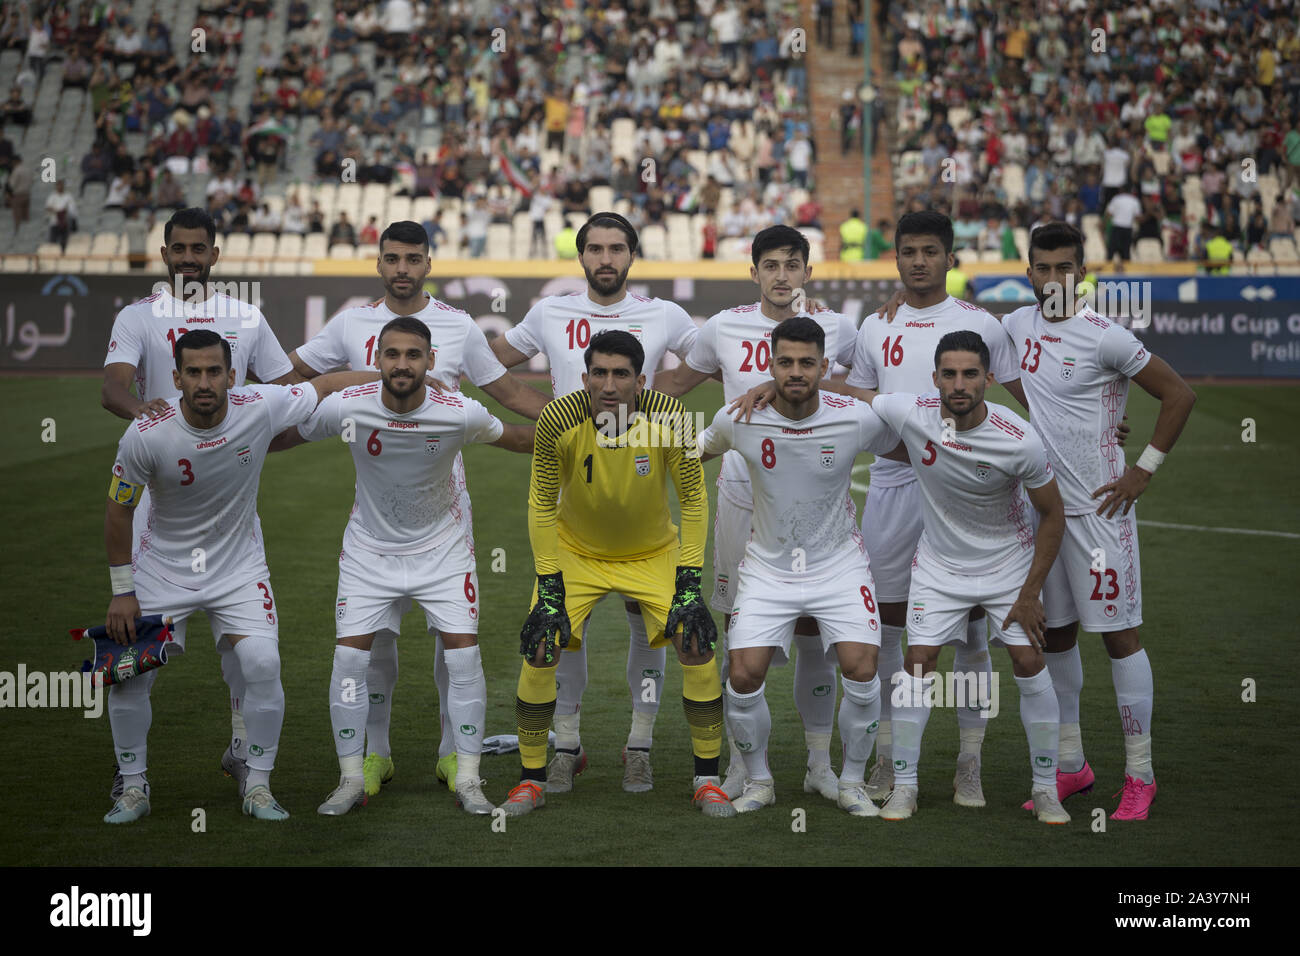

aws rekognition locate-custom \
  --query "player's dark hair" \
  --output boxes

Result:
[585,329,644,374]
[577,212,639,255]
[1027,220,1085,267]
[174,328,231,371]
[379,219,430,254]
[165,207,217,245]
[378,315,432,349]
[751,224,810,268]
[771,315,825,355]
[934,330,990,372]
[895,210,954,255]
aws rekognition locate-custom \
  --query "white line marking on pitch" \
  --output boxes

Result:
[1138,520,1299,540]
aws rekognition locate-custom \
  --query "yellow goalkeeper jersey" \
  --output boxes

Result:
[528,388,708,573]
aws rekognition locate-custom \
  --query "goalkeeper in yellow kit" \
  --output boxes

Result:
[498,330,735,818]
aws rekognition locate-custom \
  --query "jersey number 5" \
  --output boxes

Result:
[920,441,937,466]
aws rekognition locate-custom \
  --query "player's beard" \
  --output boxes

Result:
[385,275,424,305]
[169,261,212,298]
[383,371,423,401]
[583,262,629,298]
[940,390,981,422]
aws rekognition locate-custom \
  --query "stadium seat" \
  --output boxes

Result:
[1134,238,1163,263]
[1013,227,1029,259]
[250,234,277,260]
[412,197,437,223]
[486,223,513,259]
[1270,237,1298,263]
[807,239,825,263]
[1245,246,1273,265]
[1003,163,1026,205]
[356,244,379,259]
[611,118,636,162]
[589,186,614,211]
[65,234,92,256]
[641,224,668,260]
[979,249,1003,262]
[90,232,123,257]
[386,197,412,223]
[224,233,252,260]
[336,183,362,221]
[329,243,357,258]
[956,248,979,267]
[313,183,338,219]
[303,234,328,259]
[277,234,304,258]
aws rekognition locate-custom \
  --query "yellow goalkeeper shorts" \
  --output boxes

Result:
[528,545,679,650]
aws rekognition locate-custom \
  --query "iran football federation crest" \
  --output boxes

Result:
[225,331,239,353]
[115,646,140,683]
[716,574,728,597]
[236,444,252,465]
[910,602,925,627]
[820,444,835,468]
[426,436,441,455]
[1060,357,1076,381]
[627,324,643,341]
[635,453,650,476]
[976,460,992,480]
[336,597,347,621]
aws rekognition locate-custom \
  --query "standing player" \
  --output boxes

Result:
[287,220,549,799]
[661,224,859,801]
[274,316,534,816]
[489,213,699,794]
[101,330,374,823]
[100,206,299,797]
[861,331,1069,823]
[697,317,905,816]
[1002,222,1196,820]
[497,331,731,818]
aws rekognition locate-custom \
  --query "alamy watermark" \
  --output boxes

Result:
[149,278,263,326]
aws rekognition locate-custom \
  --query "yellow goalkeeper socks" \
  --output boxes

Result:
[681,661,723,774]
[516,661,558,775]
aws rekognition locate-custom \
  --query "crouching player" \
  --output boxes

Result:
[102,330,374,823]
[273,316,534,815]
[697,316,907,816]
[861,331,1070,823]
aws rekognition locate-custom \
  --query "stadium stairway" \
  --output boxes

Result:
[803,0,895,257]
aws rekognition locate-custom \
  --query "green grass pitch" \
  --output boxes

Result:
[1,376,1296,866]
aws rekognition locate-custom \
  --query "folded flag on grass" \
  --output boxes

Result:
[70,615,175,687]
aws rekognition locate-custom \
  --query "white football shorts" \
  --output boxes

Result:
[335,538,480,639]
[1041,508,1143,632]
[726,555,882,665]
[861,479,925,603]
[133,561,280,652]
[906,552,1035,647]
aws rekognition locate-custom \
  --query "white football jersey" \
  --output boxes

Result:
[1000,304,1152,515]
[871,393,1054,576]
[846,296,1020,488]
[295,293,507,390]
[104,287,293,399]
[299,383,504,556]
[505,290,698,395]
[685,302,858,507]
[112,384,319,588]
[698,393,899,575]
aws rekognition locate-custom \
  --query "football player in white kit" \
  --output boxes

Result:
[698,317,906,817]
[733,212,1033,807]
[861,330,1070,823]
[101,330,377,823]
[489,213,699,794]
[100,207,298,799]
[285,220,549,800]
[1001,222,1196,820]
[663,225,860,802]
[273,316,535,817]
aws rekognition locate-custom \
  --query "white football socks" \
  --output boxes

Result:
[889,670,932,786]
[838,674,881,785]
[444,645,486,788]
[1045,645,1085,772]
[554,643,587,750]
[725,681,773,783]
[219,643,248,759]
[954,617,991,756]
[1111,649,1154,783]
[366,631,398,759]
[235,637,284,790]
[876,624,905,765]
[793,632,835,768]
[108,669,157,780]
[329,644,369,777]
[1015,668,1060,790]
[625,608,663,749]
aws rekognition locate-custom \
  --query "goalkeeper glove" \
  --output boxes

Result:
[520,572,571,665]
[665,566,717,655]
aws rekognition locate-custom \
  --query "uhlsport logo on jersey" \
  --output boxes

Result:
[635,453,650,476]
[1060,357,1076,381]
[976,460,992,480]
[910,602,925,627]
[460,724,477,735]
[426,436,441,455]
[820,444,835,468]
[641,668,663,679]
[236,444,252,465]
